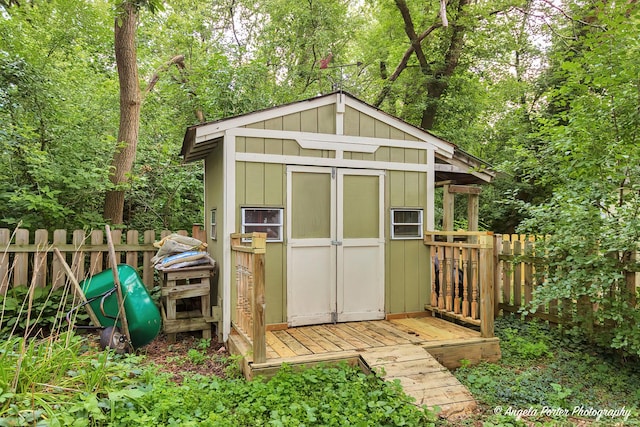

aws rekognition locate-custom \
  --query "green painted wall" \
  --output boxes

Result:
[204,141,225,310]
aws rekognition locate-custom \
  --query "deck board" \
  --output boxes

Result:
[359,343,477,417]
[231,316,499,419]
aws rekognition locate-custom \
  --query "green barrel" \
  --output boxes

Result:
[81,265,161,348]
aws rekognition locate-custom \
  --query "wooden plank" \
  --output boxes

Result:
[143,230,155,288]
[126,230,139,268]
[272,330,312,356]
[512,240,522,308]
[89,230,104,276]
[372,320,423,343]
[252,251,266,363]
[162,283,210,299]
[0,229,10,293]
[33,229,48,287]
[442,184,454,242]
[108,229,122,268]
[524,240,533,306]
[368,356,445,376]
[13,229,29,286]
[493,234,502,317]
[361,344,432,365]
[335,323,384,348]
[448,185,482,195]
[309,325,358,350]
[265,331,297,358]
[71,229,86,282]
[392,318,456,340]
[395,370,462,391]
[501,239,512,306]
[324,323,370,349]
[479,235,495,338]
[292,327,342,352]
[346,321,398,346]
[286,328,328,354]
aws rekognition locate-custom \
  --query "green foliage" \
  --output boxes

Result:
[517,3,640,356]
[107,363,435,426]
[0,285,88,339]
[454,316,640,426]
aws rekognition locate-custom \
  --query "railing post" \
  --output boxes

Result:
[479,234,495,338]
[251,233,267,364]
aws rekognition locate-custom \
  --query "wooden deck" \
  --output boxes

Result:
[228,316,500,417]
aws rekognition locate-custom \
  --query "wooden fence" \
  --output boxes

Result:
[231,232,266,364]
[495,234,639,325]
[0,225,206,292]
[424,231,495,338]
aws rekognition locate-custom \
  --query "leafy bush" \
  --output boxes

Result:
[0,285,88,339]
[454,316,640,425]
[109,363,435,426]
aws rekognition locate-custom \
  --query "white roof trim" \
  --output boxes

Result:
[223,127,444,153]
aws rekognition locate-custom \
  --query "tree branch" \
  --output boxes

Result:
[144,54,185,96]
[373,23,441,107]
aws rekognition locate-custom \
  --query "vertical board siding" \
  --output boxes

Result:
[225,104,436,323]
[235,145,286,322]
[317,104,335,134]
[205,146,225,310]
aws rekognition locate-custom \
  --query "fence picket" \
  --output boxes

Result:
[72,230,86,282]
[34,229,49,287]
[143,230,155,288]
[0,229,9,293]
[0,227,201,292]
[89,230,104,277]
[14,229,29,287]
[126,230,139,268]
[52,230,67,289]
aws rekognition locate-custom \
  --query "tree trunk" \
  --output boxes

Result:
[421,0,470,130]
[104,1,141,224]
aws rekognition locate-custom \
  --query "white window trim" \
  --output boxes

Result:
[241,207,284,242]
[391,208,424,240]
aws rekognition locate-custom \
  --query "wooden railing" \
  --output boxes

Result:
[0,226,206,292]
[424,231,495,338]
[231,232,266,364]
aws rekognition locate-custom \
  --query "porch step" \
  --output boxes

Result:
[359,344,476,418]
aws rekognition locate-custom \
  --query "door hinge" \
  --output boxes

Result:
[331,167,336,179]
[331,312,337,324]
[331,240,343,246]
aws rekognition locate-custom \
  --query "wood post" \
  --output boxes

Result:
[231,232,267,364]
[479,235,495,338]
[252,250,266,364]
[442,184,454,243]
[512,240,522,309]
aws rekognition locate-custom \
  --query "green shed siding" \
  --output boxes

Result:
[235,160,287,324]
[204,143,225,307]
[218,101,437,326]
[385,169,430,314]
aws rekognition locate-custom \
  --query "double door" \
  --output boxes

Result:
[286,166,385,326]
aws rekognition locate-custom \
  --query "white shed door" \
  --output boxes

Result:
[287,166,384,327]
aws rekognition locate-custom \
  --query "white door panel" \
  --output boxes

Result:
[287,166,385,326]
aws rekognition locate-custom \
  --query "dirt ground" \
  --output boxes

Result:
[136,332,231,382]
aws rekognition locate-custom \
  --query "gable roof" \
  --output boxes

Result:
[180,91,495,184]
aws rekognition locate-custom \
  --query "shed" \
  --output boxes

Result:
[180,91,494,342]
